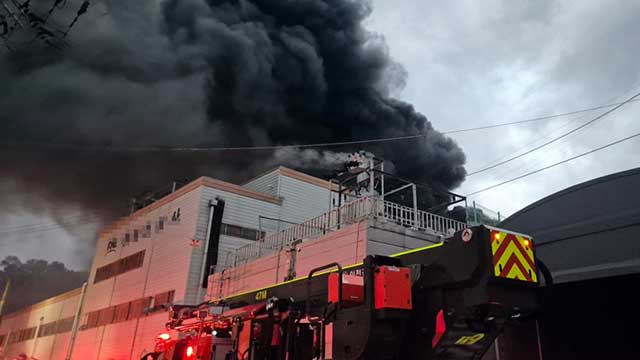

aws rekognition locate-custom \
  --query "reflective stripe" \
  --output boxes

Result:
[210,242,444,302]
[490,230,537,283]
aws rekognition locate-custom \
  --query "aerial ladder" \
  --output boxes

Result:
[142,225,550,360]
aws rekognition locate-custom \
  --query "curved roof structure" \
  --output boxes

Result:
[500,167,640,283]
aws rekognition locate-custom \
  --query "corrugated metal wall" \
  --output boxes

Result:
[277,175,332,224]
[186,186,282,303]
[243,169,280,196]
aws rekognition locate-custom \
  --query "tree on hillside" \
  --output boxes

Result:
[0,256,88,314]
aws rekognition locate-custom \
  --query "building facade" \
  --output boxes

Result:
[0,167,339,360]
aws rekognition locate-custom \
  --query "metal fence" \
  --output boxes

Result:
[467,201,502,226]
[380,201,467,234]
[225,197,466,267]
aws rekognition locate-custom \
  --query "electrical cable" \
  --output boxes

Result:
[465,84,640,204]
[0,220,103,236]
[535,220,640,248]
[2,100,639,237]
[472,82,640,181]
[466,90,640,177]
[466,130,640,197]
[3,98,640,153]
[0,213,104,232]
[443,98,640,135]
[0,216,108,236]
[470,111,594,181]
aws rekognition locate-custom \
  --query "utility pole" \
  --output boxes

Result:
[65,282,87,360]
[0,279,9,325]
[30,316,44,358]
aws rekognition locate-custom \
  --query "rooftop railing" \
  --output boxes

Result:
[225,196,466,267]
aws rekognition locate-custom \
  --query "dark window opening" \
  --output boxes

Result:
[156,216,166,231]
[220,223,265,241]
[94,250,145,283]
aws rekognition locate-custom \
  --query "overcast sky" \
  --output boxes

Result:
[367,0,640,216]
[2,0,640,269]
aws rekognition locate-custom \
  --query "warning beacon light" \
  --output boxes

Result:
[185,345,195,358]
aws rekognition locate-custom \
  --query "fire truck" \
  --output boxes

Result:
[142,225,550,360]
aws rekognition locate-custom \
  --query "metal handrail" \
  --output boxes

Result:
[224,197,466,267]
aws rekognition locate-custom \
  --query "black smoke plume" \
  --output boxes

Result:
[0,0,466,266]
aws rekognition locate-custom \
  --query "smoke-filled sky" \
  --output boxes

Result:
[2,0,640,269]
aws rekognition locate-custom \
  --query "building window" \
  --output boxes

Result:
[156,216,167,232]
[85,310,100,329]
[94,250,145,284]
[153,290,175,311]
[143,222,152,238]
[37,318,74,338]
[133,229,139,242]
[97,307,115,326]
[9,327,37,343]
[37,321,57,337]
[26,327,36,341]
[129,297,153,319]
[7,332,18,344]
[171,208,181,223]
[94,262,117,283]
[55,317,75,333]
[81,297,156,330]
[113,302,131,323]
[221,223,265,241]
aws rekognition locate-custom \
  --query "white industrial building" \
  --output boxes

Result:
[0,167,344,359]
[0,164,465,360]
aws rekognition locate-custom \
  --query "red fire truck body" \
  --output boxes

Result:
[142,226,547,360]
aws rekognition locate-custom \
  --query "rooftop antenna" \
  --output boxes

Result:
[0,279,10,326]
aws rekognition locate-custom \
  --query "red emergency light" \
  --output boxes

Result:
[185,345,195,358]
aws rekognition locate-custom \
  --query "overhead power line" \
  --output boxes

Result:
[467,91,640,177]
[0,215,108,236]
[443,98,640,135]
[466,131,640,197]
[0,213,104,233]
[0,219,103,236]
[2,99,640,153]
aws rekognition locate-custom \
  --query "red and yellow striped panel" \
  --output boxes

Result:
[490,230,537,283]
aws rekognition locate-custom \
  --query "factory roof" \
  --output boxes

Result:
[501,167,640,283]
[99,167,330,237]
[0,287,83,320]
[242,166,337,190]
